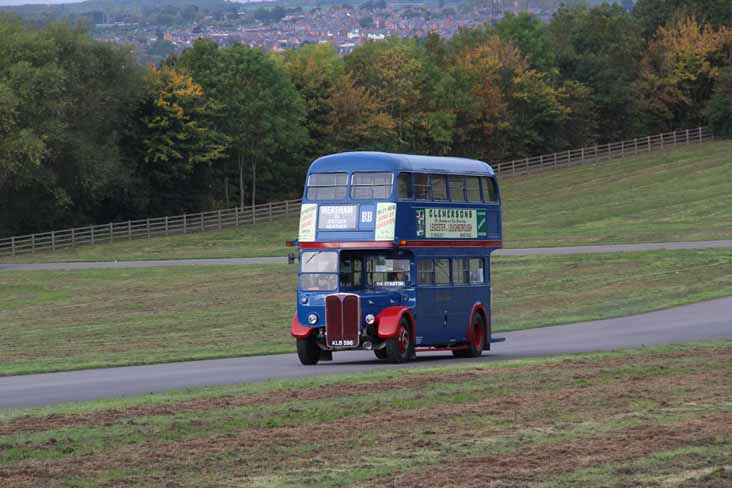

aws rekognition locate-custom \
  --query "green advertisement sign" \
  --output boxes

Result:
[416,207,487,239]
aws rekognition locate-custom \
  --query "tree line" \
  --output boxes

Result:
[1,1,732,237]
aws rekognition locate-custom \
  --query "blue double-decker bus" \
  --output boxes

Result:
[290,151,502,365]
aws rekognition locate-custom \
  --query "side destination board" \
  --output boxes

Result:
[416,207,487,239]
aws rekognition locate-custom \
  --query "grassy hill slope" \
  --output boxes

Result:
[3,140,730,263]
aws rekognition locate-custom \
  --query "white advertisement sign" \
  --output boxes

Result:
[298,204,317,242]
[374,202,397,241]
[420,208,478,239]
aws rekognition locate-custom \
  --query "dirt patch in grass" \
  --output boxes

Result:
[394,414,732,488]
[2,345,731,487]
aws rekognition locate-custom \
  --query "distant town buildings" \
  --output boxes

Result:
[91,2,556,62]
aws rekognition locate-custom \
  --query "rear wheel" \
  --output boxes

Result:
[296,336,320,365]
[454,313,485,358]
[385,317,413,363]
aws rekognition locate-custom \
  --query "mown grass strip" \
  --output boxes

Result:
[2,249,732,375]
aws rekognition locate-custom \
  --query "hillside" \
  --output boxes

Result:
[3,141,730,264]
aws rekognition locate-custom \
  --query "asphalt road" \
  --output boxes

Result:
[2,240,732,270]
[2,297,730,409]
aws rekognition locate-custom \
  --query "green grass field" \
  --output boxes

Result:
[1,341,730,487]
[2,141,731,264]
[2,249,731,376]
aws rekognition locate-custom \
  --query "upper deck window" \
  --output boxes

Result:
[465,177,481,202]
[398,173,413,199]
[481,176,498,202]
[448,176,467,202]
[414,174,430,200]
[351,172,393,199]
[307,173,347,201]
[431,175,448,201]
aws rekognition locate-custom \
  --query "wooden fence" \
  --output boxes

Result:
[0,126,714,258]
[493,126,713,177]
[0,199,302,258]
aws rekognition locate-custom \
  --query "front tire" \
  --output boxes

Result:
[384,317,413,363]
[454,313,485,358]
[296,336,320,365]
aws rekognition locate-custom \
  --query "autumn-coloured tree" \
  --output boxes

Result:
[324,73,396,153]
[637,16,732,131]
[140,66,228,213]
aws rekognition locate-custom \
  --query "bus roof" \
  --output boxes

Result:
[308,152,495,177]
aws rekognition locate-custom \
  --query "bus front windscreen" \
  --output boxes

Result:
[300,251,338,290]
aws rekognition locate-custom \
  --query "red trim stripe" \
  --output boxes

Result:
[299,240,502,249]
[300,241,396,249]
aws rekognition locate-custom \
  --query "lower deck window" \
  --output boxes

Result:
[435,259,450,284]
[470,258,485,283]
[418,257,486,285]
[452,258,470,284]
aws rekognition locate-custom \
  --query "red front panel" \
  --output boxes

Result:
[325,294,360,348]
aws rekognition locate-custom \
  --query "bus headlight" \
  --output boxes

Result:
[307,313,318,325]
[365,314,375,325]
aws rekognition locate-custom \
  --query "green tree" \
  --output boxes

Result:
[495,12,556,73]
[179,41,308,208]
[272,43,345,159]
[634,0,732,40]
[705,67,732,138]
[0,15,146,235]
[548,5,645,141]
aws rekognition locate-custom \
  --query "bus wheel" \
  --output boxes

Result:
[454,314,485,358]
[296,336,320,365]
[385,317,412,364]
[373,347,388,360]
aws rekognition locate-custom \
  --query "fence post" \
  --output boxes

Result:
[218,210,222,230]
[91,226,95,245]
[539,154,544,169]
[580,147,585,161]
[52,231,56,251]
[183,214,187,234]
[200,212,204,231]
[235,207,239,227]
[31,234,35,254]
[686,128,690,144]
[621,140,625,157]
[567,150,571,164]
[511,160,516,175]
[71,228,75,248]
[647,135,651,152]
[147,218,151,239]
[660,133,664,149]
[285,200,289,216]
[269,202,273,221]
[554,153,558,167]
[109,223,113,243]
[165,216,169,236]
[11,236,15,256]
[128,220,132,240]
[634,138,638,154]
[673,130,677,145]
[698,127,703,143]
[252,205,256,224]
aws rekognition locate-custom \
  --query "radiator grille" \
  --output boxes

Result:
[325,294,360,348]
